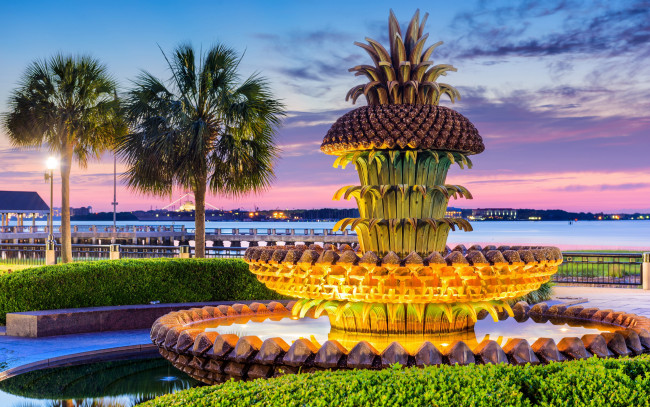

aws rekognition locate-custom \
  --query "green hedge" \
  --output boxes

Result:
[141,356,650,407]
[0,258,285,324]
[514,281,554,305]
[0,258,552,325]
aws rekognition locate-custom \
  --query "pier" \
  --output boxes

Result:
[0,225,358,246]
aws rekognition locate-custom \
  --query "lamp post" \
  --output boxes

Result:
[112,154,118,240]
[45,156,58,265]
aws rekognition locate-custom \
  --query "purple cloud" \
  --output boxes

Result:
[446,1,650,59]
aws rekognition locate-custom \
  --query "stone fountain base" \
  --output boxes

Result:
[151,300,650,385]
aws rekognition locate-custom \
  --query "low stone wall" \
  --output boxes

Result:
[151,301,650,385]
[6,301,289,338]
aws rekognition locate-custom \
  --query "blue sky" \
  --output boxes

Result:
[1,0,649,212]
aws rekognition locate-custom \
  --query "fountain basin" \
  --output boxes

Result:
[151,300,650,385]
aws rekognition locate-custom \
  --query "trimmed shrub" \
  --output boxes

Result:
[141,356,650,407]
[0,258,285,324]
[514,281,554,305]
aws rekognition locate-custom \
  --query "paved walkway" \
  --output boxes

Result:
[554,286,650,316]
[0,329,151,370]
[1,288,649,372]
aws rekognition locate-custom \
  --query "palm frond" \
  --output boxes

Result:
[119,43,285,202]
[2,54,118,162]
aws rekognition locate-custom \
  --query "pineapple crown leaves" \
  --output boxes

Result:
[346,9,461,106]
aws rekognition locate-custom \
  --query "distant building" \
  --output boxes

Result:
[472,208,518,220]
[446,207,463,218]
[70,206,93,216]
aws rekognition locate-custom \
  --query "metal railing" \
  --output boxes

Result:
[0,244,47,266]
[67,244,111,261]
[0,243,246,267]
[0,226,50,233]
[1,245,645,288]
[0,244,112,266]
[553,252,643,286]
[120,245,180,259]
[205,246,246,258]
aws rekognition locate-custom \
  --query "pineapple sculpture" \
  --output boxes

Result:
[245,10,562,336]
[325,9,481,257]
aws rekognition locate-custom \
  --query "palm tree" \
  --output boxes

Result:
[3,55,119,263]
[118,44,285,258]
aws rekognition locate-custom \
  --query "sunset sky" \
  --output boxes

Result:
[1,0,648,213]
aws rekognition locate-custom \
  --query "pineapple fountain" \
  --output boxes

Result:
[149,11,650,385]
[245,10,562,337]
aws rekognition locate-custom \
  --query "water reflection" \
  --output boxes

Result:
[200,311,620,354]
[0,358,201,407]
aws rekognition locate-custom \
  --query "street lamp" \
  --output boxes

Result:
[112,154,118,239]
[45,156,58,242]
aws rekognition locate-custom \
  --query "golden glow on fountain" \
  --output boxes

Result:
[246,246,561,334]
[244,9,562,336]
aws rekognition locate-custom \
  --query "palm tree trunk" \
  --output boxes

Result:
[194,179,207,258]
[60,143,73,263]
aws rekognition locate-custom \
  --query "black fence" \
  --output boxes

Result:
[66,244,111,261]
[0,244,46,267]
[0,244,646,287]
[120,245,180,259]
[553,252,643,286]
[206,246,246,258]
[0,243,246,268]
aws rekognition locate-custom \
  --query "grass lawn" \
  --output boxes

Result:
[572,250,642,253]
[0,264,36,273]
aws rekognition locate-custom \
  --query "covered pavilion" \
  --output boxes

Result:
[0,191,49,228]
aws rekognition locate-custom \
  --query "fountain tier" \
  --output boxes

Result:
[246,244,561,334]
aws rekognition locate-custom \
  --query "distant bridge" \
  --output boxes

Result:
[161,192,219,212]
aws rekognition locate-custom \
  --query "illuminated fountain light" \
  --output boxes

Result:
[246,244,561,335]
[245,10,564,337]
